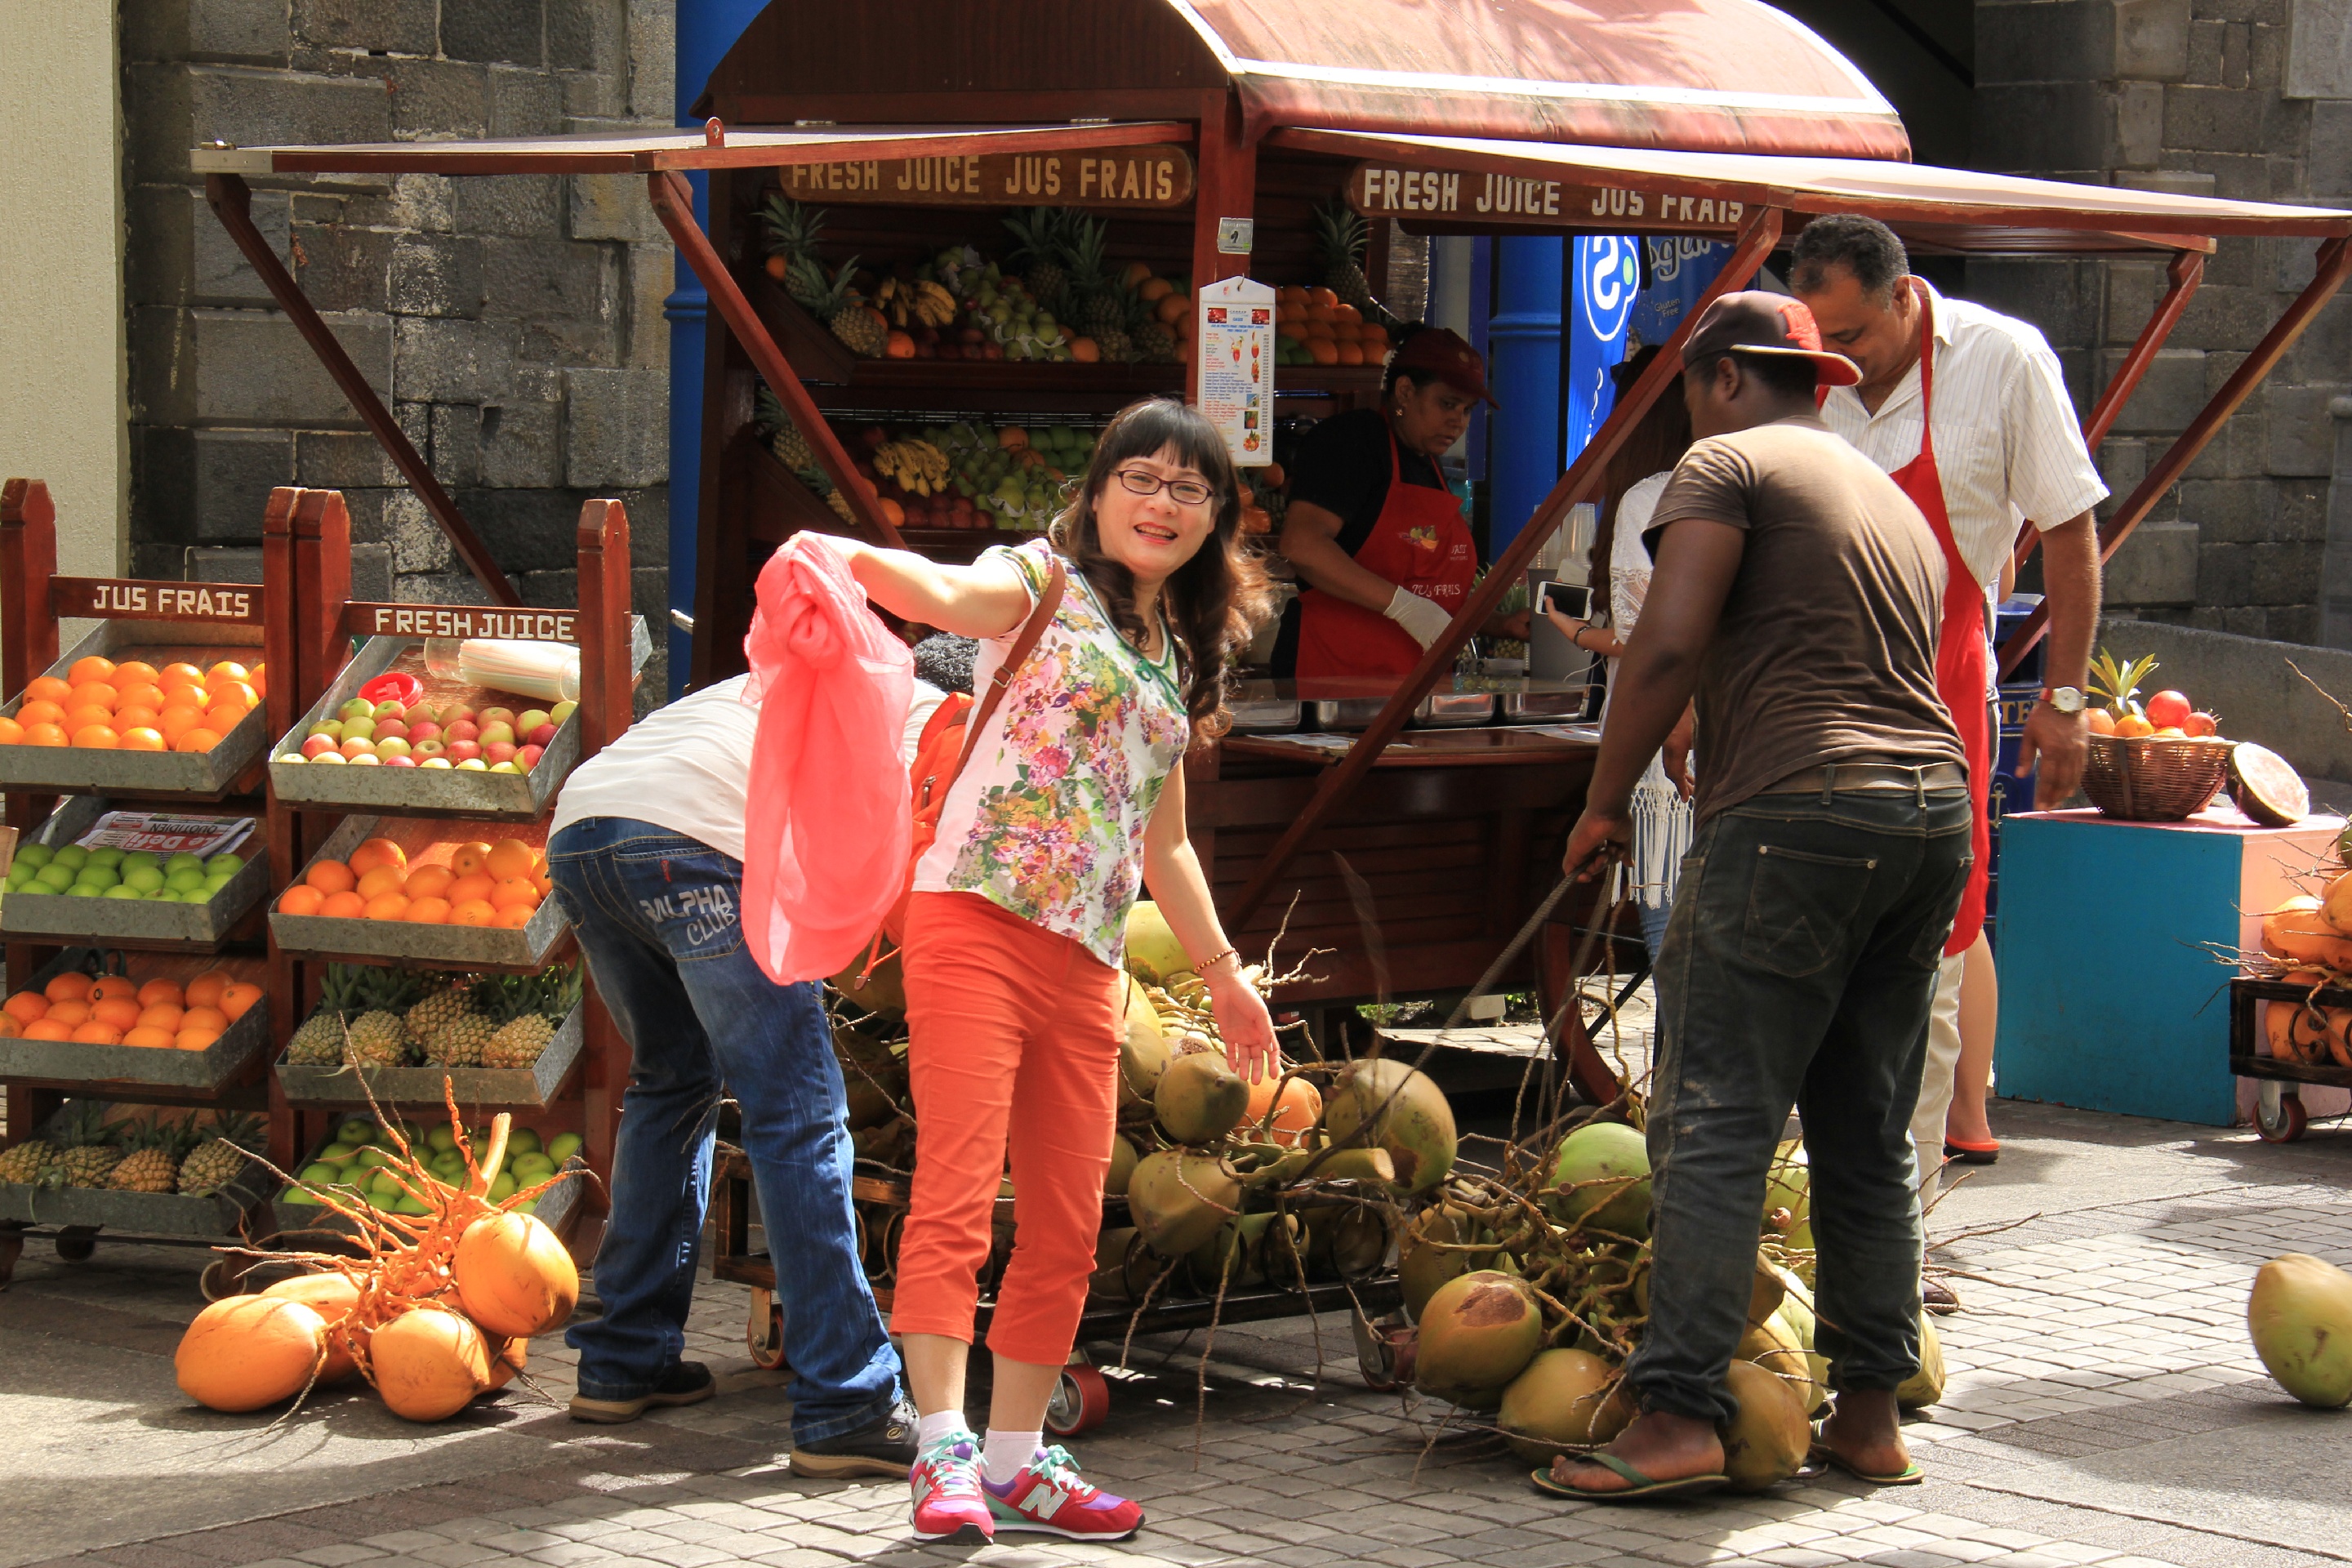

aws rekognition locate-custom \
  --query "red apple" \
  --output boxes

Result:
[479,720,516,747]
[484,741,518,765]
[441,704,475,726]
[384,755,417,768]
[301,734,337,760]
[446,739,482,764]
[407,719,442,745]
[446,719,479,743]
[480,706,517,730]
[519,744,544,768]
[374,718,409,742]
[526,722,558,748]
[413,737,447,759]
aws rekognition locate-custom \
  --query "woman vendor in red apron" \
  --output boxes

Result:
[1272,327,1528,675]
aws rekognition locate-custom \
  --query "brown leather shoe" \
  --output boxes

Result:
[1922,1277,1962,1315]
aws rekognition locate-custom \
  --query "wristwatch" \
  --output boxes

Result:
[2040,685,2086,715]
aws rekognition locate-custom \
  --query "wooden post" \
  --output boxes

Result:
[1,480,60,840]
[572,497,636,1235]
[1190,91,1258,296]
[261,486,310,1169]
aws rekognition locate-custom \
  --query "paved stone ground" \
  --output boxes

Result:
[6,1098,2349,1568]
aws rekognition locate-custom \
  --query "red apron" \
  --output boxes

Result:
[1887,283,1991,957]
[1295,427,1478,679]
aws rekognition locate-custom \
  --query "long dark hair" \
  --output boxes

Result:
[1049,399,1273,739]
[1587,345,1694,604]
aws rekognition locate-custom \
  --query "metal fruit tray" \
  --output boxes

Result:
[0,949,272,1092]
[266,1126,586,1238]
[268,814,569,972]
[0,619,270,798]
[0,1151,273,1235]
[2,796,270,950]
[274,996,585,1108]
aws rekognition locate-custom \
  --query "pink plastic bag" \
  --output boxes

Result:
[738,532,913,983]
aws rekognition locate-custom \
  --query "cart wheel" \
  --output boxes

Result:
[2257,1090,2309,1143]
[1353,1311,1416,1392]
[746,1287,789,1371]
[1044,1362,1109,1437]
[54,1226,96,1263]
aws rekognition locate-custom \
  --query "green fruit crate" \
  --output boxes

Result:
[2,796,270,950]
[0,949,272,1093]
[268,1117,585,1236]
[273,994,585,1108]
[0,619,270,799]
[268,635,595,823]
[269,814,568,972]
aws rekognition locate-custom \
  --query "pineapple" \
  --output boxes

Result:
[430,1009,497,1070]
[343,968,421,1070]
[407,975,475,1058]
[109,1121,197,1194]
[761,194,827,272]
[178,1114,262,1196]
[287,964,365,1066]
[0,1139,52,1185]
[1315,199,1393,327]
[788,252,889,357]
[480,964,579,1071]
[755,388,822,480]
[1002,206,1071,314]
[1064,218,1131,360]
[54,1102,122,1188]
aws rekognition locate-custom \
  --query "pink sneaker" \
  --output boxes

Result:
[982,1446,1143,1540]
[910,1432,993,1543]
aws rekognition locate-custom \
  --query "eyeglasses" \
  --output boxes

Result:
[1114,467,1216,506]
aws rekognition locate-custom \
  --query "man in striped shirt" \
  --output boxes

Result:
[1792,216,2107,1280]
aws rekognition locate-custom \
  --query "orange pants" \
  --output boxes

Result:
[891,890,1122,1366]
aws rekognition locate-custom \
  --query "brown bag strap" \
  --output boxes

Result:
[938,557,1065,801]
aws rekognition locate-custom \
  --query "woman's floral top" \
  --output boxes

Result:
[913,538,1190,967]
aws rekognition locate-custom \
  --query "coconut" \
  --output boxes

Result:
[1544,1120,1651,1239]
[2263,898,2352,969]
[1896,1312,1945,1410]
[2248,1252,2352,1407]
[1124,901,1191,983]
[1720,1359,1810,1492]
[261,1271,363,1383]
[1496,1349,1625,1461]
[452,1211,580,1339]
[1414,1270,1543,1409]
[1126,1147,1240,1256]
[1187,1211,1278,1290]
[1116,974,1169,1110]
[372,1306,492,1421]
[1105,1134,1139,1198]
[1156,1051,1250,1144]
[1401,1205,1489,1321]
[176,1294,328,1412]
[1763,1138,1810,1233]
[1322,1058,1458,1194]
[1244,1071,1323,1148]
[1739,1312,1824,1416]
[484,1335,527,1392]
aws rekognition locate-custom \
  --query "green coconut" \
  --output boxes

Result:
[1739,1312,1825,1417]
[1105,1134,1139,1199]
[1156,1051,1250,1144]
[1401,1205,1490,1321]
[1721,1359,1810,1493]
[1187,1211,1277,1290]
[2248,1252,2352,1408]
[1322,1058,1458,1194]
[1544,1120,1651,1240]
[1414,1270,1544,1410]
[1896,1312,1945,1410]
[1116,974,1169,1111]
[1126,1147,1240,1257]
[1496,1349,1628,1461]
[1766,1270,1833,1413]
[1124,900,1191,984]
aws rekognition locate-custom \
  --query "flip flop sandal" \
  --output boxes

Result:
[1530,1452,1729,1503]
[1806,1427,1925,1486]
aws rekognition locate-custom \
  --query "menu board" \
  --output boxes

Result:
[1193,276,1276,467]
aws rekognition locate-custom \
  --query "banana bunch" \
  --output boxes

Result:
[873,438,950,496]
[872,277,957,329]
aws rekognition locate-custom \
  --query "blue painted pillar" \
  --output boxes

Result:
[668,0,769,697]
[1484,237,1563,555]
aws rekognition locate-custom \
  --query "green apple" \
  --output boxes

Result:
[51,845,88,871]
[15,844,51,869]
[87,846,124,868]
[103,884,142,899]
[339,697,374,720]
[166,853,203,875]
[207,853,243,876]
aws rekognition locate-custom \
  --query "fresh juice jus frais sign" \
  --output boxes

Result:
[1348,163,1749,230]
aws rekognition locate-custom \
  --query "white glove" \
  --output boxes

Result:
[1383,585,1454,649]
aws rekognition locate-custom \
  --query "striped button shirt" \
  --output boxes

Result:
[1817,281,2107,601]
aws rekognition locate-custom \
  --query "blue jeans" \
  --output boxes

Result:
[546,817,901,1442]
[1627,784,1971,1424]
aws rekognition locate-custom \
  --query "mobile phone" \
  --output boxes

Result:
[1540,581,1592,621]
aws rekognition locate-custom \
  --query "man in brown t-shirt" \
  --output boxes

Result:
[1547,294,1969,1503]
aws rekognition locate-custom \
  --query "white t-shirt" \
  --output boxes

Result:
[551,674,945,863]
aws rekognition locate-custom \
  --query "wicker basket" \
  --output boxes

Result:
[2081,734,2234,822]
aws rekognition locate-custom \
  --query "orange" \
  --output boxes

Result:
[203,706,247,737]
[45,1000,91,1027]
[116,682,166,712]
[363,892,410,921]
[137,1004,185,1033]
[305,859,357,896]
[445,872,496,906]
[24,675,71,706]
[318,890,367,919]
[205,661,251,684]
[403,897,452,924]
[159,662,204,688]
[1336,341,1366,366]
[69,1021,123,1045]
[16,699,65,728]
[174,728,221,753]
[495,903,536,929]
[118,728,167,752]
[489,878,540,912]
[485,840,537,881]
[176,1028,221,1052]
[350,838,408,876]
[71,724,120,750]
[92,976,137,1001]
[22,722,66,747]
[183,972,228,1009]
[355,865,408,901]
[23,1018,71,1040]
[180,1004,229,1034]
[449,899,497,927]
[113,660,160,684]
[2114,714,2155,739]
[92,997,143,1031]
[250,664,266,699]
[161,683,208,713]
[68,681,120,711]
[136,978,184,1009]
[0,717,20,745]
[450,841,493,878]
[123,1025,178,1049]
[218,982,263,1020]
[531,871,553,897]
[403,864,456,900]
[213,681,260,710]
[43,973,93,1004]
[67,655,116,686]
[1307,337,1339,366]
[278,884,324,915]
[64,705,115,733]
[114,703,161,729]
[156,706,204,742]
[2,991,48,1024]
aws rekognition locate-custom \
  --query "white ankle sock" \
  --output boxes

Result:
[982,1428,1042,1486]
[916,1410,971,1450]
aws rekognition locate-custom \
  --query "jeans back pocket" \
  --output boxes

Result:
[1743,844,1878,978]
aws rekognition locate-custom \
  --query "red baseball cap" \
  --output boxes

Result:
[1388,327,1499,406]
[1679,292,1860,387]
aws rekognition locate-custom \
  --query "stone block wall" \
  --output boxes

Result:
[122,0,676,688]
[1974,0,2351,644]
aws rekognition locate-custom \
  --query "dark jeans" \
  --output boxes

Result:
[547,817,901,1443]
[1626,785,1971,1424]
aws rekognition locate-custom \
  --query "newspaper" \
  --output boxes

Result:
[74,810,256,861]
